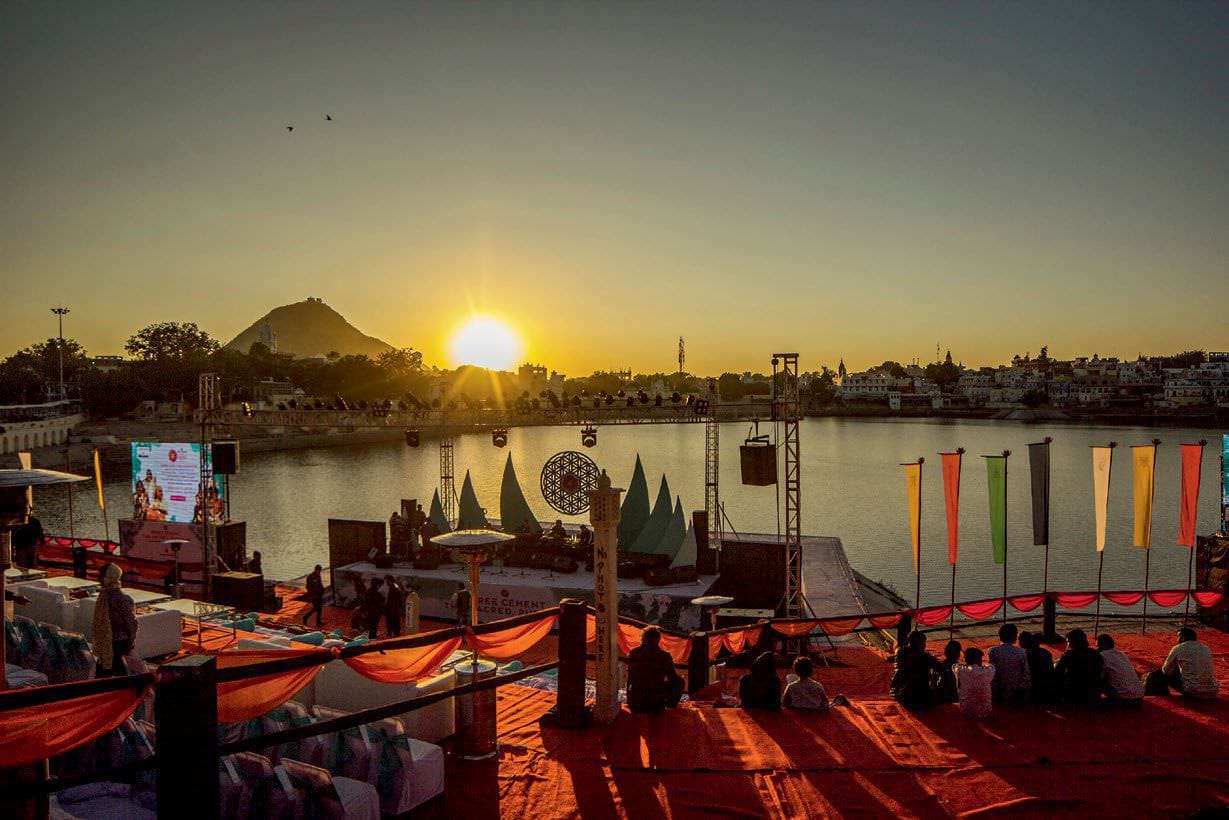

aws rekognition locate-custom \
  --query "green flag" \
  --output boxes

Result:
[986,456,1007,565]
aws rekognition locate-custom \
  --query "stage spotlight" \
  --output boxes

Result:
[581,426,597,448]
[405,429,420,447]
[492,428,508,448]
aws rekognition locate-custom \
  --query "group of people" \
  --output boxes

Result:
[389,504,430,559]
[892,623,1219,719]
[351,574,418,639]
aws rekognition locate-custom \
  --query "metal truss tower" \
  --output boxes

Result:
[704,378,722,570]
[440,434,455,527]
[197,373,221,587]
[774,353,808,618]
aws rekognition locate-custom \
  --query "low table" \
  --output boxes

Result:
[152,598,236,649]
[127,588,173,606]
[40,575,99,593]
[4,567,47,582]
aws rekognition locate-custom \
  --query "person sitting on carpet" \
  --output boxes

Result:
[1020,631,1055,703]
[1055,629,1104,705]
[627,626,685,713]
[740,651,782,710]
[891,631,943,711]
[988,623,1031,703]
[955,646,995,719]
[783,656,831,711]
[1146,627,1219,700]
[937,640,962,704]
[1097,634,1143,704]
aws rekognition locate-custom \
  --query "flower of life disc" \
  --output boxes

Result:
[540,451,600,515]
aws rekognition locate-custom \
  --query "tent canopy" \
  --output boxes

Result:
[618,455,651,549]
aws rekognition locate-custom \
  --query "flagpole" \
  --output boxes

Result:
[1040,437,1053,595]
[915,458,924,611]
[1094,441,1116,638]
[1186,440,1207,624]
[1142,439,1161,635]
[1002,450,1010,622]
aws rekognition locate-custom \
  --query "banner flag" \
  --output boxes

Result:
[1178,443,1203,547]
[1028,441,1050,546]
[986,456,1007,565]
[1092,446,1113,552]
[94,448,106,510]
[1222,434,1229,535]
[1133,445,1157,549]
[940,452,962,564]
[904,462,922,572]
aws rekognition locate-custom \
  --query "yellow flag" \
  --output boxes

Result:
[904,462,922,572]
[1092,446,1113,552]
[94,448,106,510]
[1132,445,1156,549]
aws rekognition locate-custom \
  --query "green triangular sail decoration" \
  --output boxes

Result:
[499,454,541,533]
[428,489,450,533]
[658,497,687,564]
[671,515,698,569]
[630,475,673,553]
[618,455,651,549]
[457,471,488,530]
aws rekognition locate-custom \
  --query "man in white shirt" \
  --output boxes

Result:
[956,647,995,719]
[988,623,1031,703]
[1097,634,1144,702]
[1158,628,1219,699]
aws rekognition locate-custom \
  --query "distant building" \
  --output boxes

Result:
[252,379,300,409]
[91,355,125,372]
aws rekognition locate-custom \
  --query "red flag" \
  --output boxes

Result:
[940,452,962,564]
[1178,443,1204,547]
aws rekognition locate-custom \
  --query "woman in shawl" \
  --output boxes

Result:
[93,563,138,676]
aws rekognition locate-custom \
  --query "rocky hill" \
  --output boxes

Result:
[225,298,394,359]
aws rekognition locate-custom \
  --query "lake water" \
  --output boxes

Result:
[37,418,1226,609]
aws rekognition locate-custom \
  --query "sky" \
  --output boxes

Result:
[2,2,1227,375]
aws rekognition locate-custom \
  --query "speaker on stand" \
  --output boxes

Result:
[212,441,239,522]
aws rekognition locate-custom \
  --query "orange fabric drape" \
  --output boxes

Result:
[345,636,463,683]
[868,614,903,629]
[771,620,820,638]
[818,617,864,636]
[467,615,557,661]
[707,634,725,658]
[586,614,597,644]
[611,622,689,664]
[0,686,149,768]
[216,649,332,723]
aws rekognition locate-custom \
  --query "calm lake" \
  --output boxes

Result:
[38,418,1227,609]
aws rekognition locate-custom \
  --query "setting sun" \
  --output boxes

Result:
[448,316,522,371]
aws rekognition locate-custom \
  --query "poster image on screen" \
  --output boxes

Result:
[131,442,226,525]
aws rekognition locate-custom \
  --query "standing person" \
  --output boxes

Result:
[1097,634,1144,704]
[891,631,943,711]
[92,564,137,677]
[71,541,89,579]
[246,550,263,575]
[1020,632,1055,703]
[412,503,426,554]
[362,578,385,640]
[12,513,44,569]
[1150,627,1219,699]
[988,623,1031,703]
[739,652,782,711]
[452,586,473,627]
[384,575,406,637]
[1055,629,1104,705]
[626,626,685,713]
[303,565,325,627]
[955,647,995,719]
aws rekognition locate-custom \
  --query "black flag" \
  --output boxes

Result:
[1028,441,1051,546]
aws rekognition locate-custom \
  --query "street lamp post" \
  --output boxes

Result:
[51,306,70,401]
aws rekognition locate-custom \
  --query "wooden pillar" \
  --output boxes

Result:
[156,656,219,819]
[588,471,622,723]
[542,598,589,728]
[687,632,710,695]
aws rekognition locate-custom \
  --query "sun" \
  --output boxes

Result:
[448,316,523,371]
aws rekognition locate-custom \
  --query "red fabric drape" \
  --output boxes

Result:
[868,614,903,629]
[0,686,149,768]
[1194,591,1223,608]
[771,620,820,638]
[819,617,865,636]
[1178,444,1204,547]
[216,649,332,723]
[941,452,962,564]
[1008,594,1046,612]
[913,606,953,627]
[1103,591,1145,606]
[345,636,463,683]
[1055,592,1099,610]
[52,536,73,546]
[1148,590,1187,609]
[707,634,725,658]
[585,614,597,644]
[467,615,557,661]
[956,599,1003,620]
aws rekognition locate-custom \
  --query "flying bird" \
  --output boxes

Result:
[325,114,332,121]
[286,125,294,132]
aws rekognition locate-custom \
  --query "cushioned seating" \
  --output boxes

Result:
[35,623,96,683]
[313,660,456,743]
[14,584,70,628]
[295,631,325,646]
[258,702,324,767]
[365,715,446,814]
[311,705,377,784]
[50,782,156,820]
[229,751,294,819]
[4,662,48,688]
[278,758,380,820]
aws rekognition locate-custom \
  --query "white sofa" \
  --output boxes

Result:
[15,588,183,660]
[314,659,457,744]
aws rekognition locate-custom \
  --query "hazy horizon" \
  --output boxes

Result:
[4,2,1227,374]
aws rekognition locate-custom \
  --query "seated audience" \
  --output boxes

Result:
[626,626,685,713]
[548,519,568,541]
[988,623,1031,703]
[1019,631,1055,703]
[955,647,995,719]
[576,524,593,548]
[1147,627,1219,700]
[937,640,962,704]
[740,652,782,710]
[783,656,829,711]
[1097,634,1143,704]
[1055,629,1104,705]
[891,631,943,711]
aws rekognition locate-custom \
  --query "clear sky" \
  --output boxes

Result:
[3,2,1226,374]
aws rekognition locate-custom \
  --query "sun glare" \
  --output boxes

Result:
[448,316,522,371]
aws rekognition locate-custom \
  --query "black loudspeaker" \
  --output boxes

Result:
[405,429,420,447]
[692,511,718,575]
[644,567,672,586]
[212,571,263,612]
[212,441,239,475]
[492,428,508,448]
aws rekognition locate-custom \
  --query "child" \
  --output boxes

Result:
[783,657,829,711]
[955,647,995,719]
